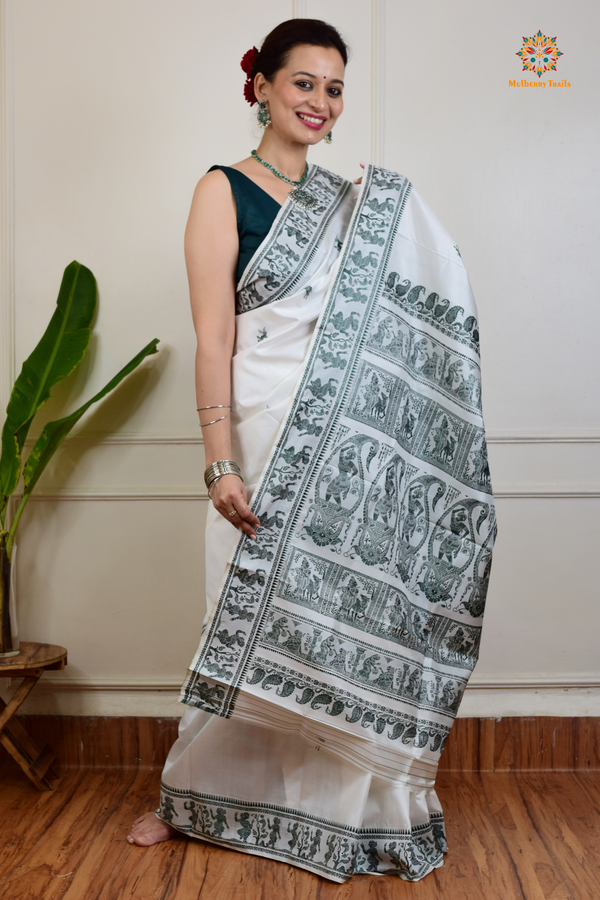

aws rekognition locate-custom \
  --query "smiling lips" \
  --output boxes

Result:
[296,112,327,130]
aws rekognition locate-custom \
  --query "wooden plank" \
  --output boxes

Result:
[494,717,576,772]
[4,768,599,899]
[3,716,600,775]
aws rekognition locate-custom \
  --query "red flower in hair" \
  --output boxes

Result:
[240,46,258,106]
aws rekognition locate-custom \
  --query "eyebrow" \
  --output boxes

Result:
[292,70,345,86]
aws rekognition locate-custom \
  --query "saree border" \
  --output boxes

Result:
[236,165,352,314]
[158,782,447,882]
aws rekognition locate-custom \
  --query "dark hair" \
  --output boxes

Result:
[255,19,348,82]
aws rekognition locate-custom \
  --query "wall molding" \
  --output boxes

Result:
[23,487,600,501]
[30,674,600,693]
[487,433,600,444]
[291,0,308,19]
[27,491,209,501]
[0,0,14,414]
[23,431,600,448]
[370,0,385,167]
[467,674,600,690]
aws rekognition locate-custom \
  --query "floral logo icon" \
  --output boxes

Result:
[516,30,563,79]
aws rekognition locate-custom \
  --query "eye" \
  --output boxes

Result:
[295,80,312,90]
[328,87,342,97]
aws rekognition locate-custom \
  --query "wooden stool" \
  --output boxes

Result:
[0,641,67,790]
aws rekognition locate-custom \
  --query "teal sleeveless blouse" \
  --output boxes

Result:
[208,165,281,285]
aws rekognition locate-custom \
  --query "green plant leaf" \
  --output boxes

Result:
[0,261,97,513]
[22,339,160,498]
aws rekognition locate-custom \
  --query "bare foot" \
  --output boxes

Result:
[127,811,177,846]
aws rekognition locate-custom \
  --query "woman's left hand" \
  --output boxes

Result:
[353,161,365,185]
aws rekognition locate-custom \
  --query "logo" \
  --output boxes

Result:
[516,30,563,79]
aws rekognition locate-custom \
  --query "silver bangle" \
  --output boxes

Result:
[199,412,231,427]
[204,460,243,491]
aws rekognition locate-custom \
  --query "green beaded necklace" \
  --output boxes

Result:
[251,150,308,186]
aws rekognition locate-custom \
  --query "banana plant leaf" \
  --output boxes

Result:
[0,262,97,521]
[5,338,160,553]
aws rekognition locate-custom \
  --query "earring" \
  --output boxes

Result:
[257,101,271,128]
[324,131,333,144]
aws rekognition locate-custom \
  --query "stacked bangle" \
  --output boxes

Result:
[204,460,243,491]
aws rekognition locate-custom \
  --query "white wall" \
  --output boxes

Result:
[1,0,598,716]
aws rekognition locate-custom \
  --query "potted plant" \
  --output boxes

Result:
[0,261,159,656]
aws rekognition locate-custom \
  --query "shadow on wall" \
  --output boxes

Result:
[28,342,171,492]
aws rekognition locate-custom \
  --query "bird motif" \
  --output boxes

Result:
[307,377,338,400]
[330,311,360,334]
[350,250,378,269]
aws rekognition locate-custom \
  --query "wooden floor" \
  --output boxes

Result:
[1,766,599,899]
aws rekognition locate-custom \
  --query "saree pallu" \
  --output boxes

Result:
[160,165,496,882]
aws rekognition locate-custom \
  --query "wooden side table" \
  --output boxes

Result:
[0,641,67,790]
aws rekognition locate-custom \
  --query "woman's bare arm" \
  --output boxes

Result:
[185,170,260,539]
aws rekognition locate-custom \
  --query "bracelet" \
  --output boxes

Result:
[204,460,243,491]
[196,405,231,410]
[199,412,231,427]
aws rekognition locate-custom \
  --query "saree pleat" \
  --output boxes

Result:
[160,165,495,882]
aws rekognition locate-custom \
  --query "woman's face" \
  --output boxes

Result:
[255,44,345,145]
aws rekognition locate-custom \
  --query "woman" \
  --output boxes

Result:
[128,19,496,883]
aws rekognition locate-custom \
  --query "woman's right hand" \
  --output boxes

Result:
[209,474,260,540]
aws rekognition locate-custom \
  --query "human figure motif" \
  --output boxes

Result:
[410,337,429,369]
[267,817,281,849]
[235,811,252,843]
[337,576,369,622]
[370,316,394,346]
[444,359,463,390]
[266,615,292,645]
[385,594,409,637]
[330,645,351,673]
[293,558,319,602]
[325,445,358,505]
[421,349,440,381]
[308,829,323,860]
[438,506,468,564]
[398,400,418,443]
[361,840,382,872]
[313,634,336,665]
[160,795,177,824]
[372,464,396,525]
[441,679,456,709]
[361,373,387,420]
[430,416,453,462]
[184,800,201,832]
[287,821,301,852]
[406,668,420,697]
[376,664,396,690]
[401,485,424,543]
[384,840,411,875]
[283,626,305,656]
[211,808,228,838]
[445,626,474,657]
[358,653,383,682]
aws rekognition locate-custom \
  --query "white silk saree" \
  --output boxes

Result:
[159,164,496,882]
